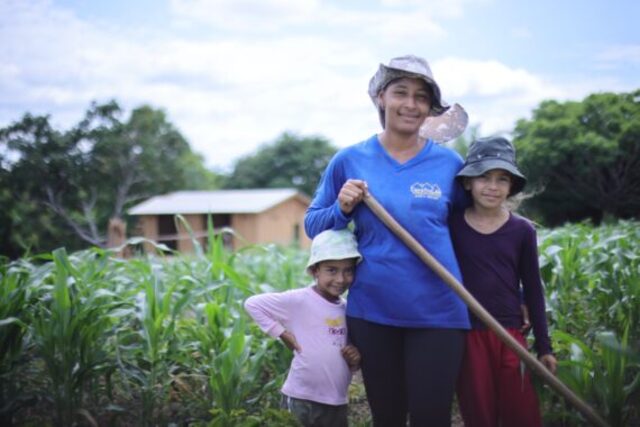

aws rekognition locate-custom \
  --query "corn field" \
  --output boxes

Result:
[1,221,639,426]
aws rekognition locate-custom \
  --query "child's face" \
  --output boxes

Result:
[464,169,513,210]
[311,258,357,302]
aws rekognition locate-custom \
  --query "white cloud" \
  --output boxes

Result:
[1,0,635,171]
[380,0,492,19]
[596,44,640,66]
[510,26,532,40]
[428,57,568,136]
[433,58,564,99]
[169,0,320,31]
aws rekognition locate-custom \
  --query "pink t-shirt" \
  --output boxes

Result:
[244,286,352,405]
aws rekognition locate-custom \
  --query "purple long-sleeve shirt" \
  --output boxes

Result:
[449,211,552,356]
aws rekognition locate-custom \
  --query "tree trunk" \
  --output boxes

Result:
[107,217,128,257]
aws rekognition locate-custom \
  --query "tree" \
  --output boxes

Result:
[0,101,219,257]
[223,132,338,197]
[448,124,481,158]
[513,90,640,225]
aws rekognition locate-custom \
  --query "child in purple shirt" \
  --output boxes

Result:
[244,229,362,427]
[449,136,557,427]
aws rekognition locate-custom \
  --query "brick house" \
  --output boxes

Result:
[128,188,311,253]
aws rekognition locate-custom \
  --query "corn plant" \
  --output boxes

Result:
[0,258,37,425]
[549,328,640,427]
[3,220,635,425]
[114,256,192,426]
[539,221,640,340]
[30,248,123,426]
[207,317,270,423]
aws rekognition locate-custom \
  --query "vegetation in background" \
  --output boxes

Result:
[513,90,640,226]
[222,131,337,198]
[535,221,640,426]
[447,124,481,159]
[3,89,639,259]
[0,101,220,258]
[0,221,638,426]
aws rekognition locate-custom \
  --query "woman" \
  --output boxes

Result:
[304,55,470,426]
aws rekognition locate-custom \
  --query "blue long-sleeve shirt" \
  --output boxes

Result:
[305,135,470,329]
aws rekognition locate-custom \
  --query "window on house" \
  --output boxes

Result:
[210,214,231,228]
[157,215,178,250]
[202,214,233,249]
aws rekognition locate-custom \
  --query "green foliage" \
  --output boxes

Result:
[447,124,481,158]
[535,221,640,425]
[1,221,638,425]
[550,329,640,427]
[0,101,219,258]
[538,221,640,340]
[223,131,337,197]
[0,115,85,257]
[513,90,640,225]
[206,407,300,427]
[30,248,125,426]
[0,258,37,424]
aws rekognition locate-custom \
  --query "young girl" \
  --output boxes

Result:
[244,229,362,427]
[450,136,557,427]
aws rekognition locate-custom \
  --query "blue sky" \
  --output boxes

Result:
[1,0,638,171]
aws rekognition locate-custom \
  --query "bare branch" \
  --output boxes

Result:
[45,186,105,247]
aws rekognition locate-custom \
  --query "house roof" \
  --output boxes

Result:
[128,188,310,215]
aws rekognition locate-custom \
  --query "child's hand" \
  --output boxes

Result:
[520,304,531,336]
[279,330,301,353]
[341,344,361,371]
[539,353,557,375]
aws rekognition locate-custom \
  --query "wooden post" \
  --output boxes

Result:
[107,217,127,258]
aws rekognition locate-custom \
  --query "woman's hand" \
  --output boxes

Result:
[539,353,557,375]
[279,330,301,353]
[338,179,368,214]
[341,344,362,371]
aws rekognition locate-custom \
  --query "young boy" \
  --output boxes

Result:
[244,229,362,427]
[450,136,557,427]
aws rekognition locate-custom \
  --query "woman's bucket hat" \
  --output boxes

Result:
[368,54,468,142]
[456,136,527,196]
[368,54,448,116]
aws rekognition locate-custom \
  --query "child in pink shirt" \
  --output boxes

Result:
[244,229,362,427]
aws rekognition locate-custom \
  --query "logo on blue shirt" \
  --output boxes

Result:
[410,182,442,200]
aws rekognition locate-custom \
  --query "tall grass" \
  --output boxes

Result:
[0,257,37,424]
[537,221,640,426]
[0,221,637,425]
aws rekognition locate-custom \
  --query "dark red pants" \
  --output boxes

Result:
[456,328,542,427]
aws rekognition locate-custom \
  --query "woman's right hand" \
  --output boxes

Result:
[338,179,368,214]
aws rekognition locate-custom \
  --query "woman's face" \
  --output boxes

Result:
[378,78,432,135]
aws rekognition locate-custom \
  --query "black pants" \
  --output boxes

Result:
[347,316,465,427]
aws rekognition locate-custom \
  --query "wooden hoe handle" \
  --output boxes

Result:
[363,193,609,427]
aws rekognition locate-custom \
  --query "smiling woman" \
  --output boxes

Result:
[304,54,470,426]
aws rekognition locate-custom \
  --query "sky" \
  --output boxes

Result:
[1,0,639,171]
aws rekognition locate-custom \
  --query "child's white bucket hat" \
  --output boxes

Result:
[306,229,362,270]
